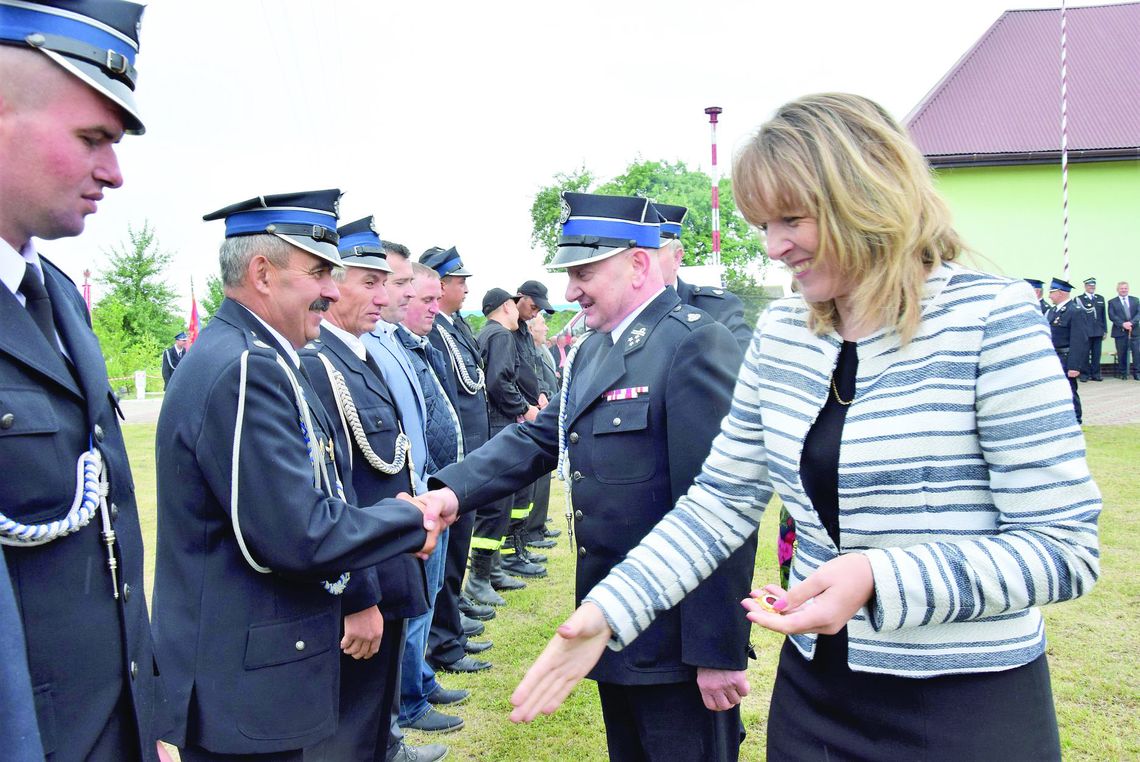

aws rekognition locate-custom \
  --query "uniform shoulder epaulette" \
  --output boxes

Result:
[243,331,279,358]
[690,285,728,300]
[668,303,711,330]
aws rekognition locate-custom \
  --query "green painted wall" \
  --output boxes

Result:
[933,160,1139,285]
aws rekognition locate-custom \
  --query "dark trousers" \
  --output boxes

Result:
[504,481,536,554]
[1058,350,1082,423]
[1086,334,1104,379]
[428,509,475,665]
[1115,335,1140,378]
[303,616,406,762]
[597,681,743,762]
[470,424,515,552]
[524,471,553,541]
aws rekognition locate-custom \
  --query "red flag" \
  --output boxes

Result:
[187,280,200,345]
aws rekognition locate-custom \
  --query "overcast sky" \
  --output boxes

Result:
[42,0,1117,316]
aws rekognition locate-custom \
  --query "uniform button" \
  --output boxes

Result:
[569,432,579,444]
[0,413,13,429]
[571,471,583,482]
[93,424,106,442]
[129,661,138,679]
[295,640,306,651]
[578,546,587,557]
[110,503,119,520]
[612,417,621,426]
[122,583,131,602]
[574,510,583,521]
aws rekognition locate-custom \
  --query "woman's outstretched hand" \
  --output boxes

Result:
[510,602,612,722]
[742,553,875,635]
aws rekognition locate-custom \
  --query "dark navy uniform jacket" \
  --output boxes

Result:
[427,313,489,453]
[152,299,428,755]
[0,257,159,759]
[1046,300,1092,375]
[301,328,429,622]
[161,344,183,385]
[434,289,758,684]
[675,277,752,355]
[1076,292,1107,335]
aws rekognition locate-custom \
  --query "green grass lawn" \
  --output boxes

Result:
[125,424,1139,761]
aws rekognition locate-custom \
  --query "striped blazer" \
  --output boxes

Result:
[587,262,1101,677]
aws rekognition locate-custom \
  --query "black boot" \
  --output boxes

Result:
[490,550,526,590]
[501,534,547,578]
[463,549,506,606]
[459,596,496,621]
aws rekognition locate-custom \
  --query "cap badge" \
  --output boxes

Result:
[559,198,572,225]
[369,218,377,233]
[626,326,647,348]
[333,197,341,218]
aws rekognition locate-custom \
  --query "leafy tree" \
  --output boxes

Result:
[529,166,593,261]
[529,160,766,292]
[200,272,225,324]
[91,222,183,390]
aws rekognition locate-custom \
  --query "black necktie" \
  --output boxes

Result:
[19,263,59,349]
[455,313,475,343]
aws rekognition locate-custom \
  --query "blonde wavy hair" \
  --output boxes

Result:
[733,93,962,342]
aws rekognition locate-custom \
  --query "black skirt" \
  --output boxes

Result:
[766,631,1061,761]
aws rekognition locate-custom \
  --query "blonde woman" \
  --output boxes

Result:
[508,93,1101,760]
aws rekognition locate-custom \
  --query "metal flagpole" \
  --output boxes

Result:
[1059,0,1071,280]
[704,106,723,276]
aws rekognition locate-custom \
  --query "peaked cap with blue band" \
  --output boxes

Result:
[548,192,661,270]
[1050,277,1074,293]
[0,0,146,133]
[420,246,472,278]
[203,189,343,266]
[336,216,391,272]
[652,202,688,240]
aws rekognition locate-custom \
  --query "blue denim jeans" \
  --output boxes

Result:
[397,527,448,725]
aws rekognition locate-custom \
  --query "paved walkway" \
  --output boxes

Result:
[1072,376,1140,426]
[118,377,1140,428]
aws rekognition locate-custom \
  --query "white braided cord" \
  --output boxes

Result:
[438,326,485,394]
[316,352,409,475]
[0,448,106,546]
[230,350,350,594]
[556,331,594,544]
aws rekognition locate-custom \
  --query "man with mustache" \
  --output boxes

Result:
[0,1,159,757]
[152,191,441,761]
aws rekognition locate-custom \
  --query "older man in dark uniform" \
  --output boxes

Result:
[419,247,499,671]
[1025,278,1049,314]
[0,2,160,758]
[299,217,445,762]
[152,191,440,761]
[162,330,189,385]
[1046,277,1091,424]
[1076,277,1107,381]
[652,202,752,355]
[421,193,758,761]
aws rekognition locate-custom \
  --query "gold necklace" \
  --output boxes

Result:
[831,375,854,406]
